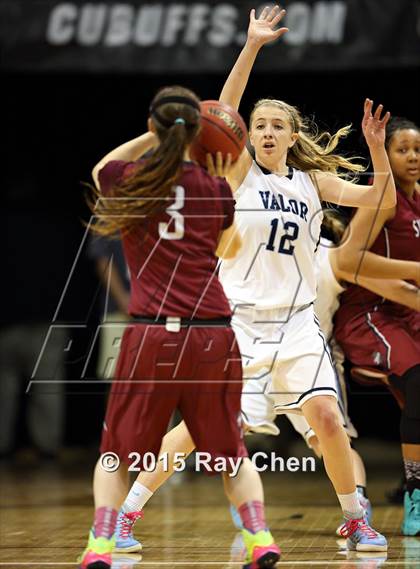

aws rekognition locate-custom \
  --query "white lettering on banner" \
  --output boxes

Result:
[46,3,77,44]
[208,4,238,47]
[76,5,107,46]
[105,4,135,47]
[284,1,347,45]
[162,4,187,46]
[282,2,310,45]
[310,2,347,43]
[184,4,210,45]
[45,2,347,47]
[134,5,163,47]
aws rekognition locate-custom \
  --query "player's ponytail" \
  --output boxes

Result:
[90,86,201,236]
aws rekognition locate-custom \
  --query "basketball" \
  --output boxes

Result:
[189,100,248,167]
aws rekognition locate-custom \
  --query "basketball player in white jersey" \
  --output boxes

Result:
[215,5,395,552]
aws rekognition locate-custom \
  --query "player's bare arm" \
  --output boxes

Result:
[332,206,420,285]
[314,100,396,209]
[206,151,242,259]
[219,5,288,189]
[92,131,158,189]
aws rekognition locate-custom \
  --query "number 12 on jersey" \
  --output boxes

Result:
[266,219,299,255]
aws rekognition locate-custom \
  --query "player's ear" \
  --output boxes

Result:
[249,128,255,147]
[148,117,156,134]
[288,132,299,148]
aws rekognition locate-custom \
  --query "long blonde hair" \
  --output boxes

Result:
[250,99,365,178]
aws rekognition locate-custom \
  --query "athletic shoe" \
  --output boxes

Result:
[401,489,420,536]
[230,504,244,530]
[241,528,281,568]
[359,494,373,524]
[114,510,143,552]
[336,493,372,536]
[340,518,387,552]
[79,529,115,569]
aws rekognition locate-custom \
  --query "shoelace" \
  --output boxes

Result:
[340,518,378,539]
[118,510,144,539]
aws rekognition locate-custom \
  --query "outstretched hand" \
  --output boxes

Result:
[206,152,232,178]
[362,99,390,149]
[247,5,288,47]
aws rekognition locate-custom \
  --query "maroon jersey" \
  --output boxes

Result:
[334,188,420,375]
[98,160,234,319]
[338,188,420,310]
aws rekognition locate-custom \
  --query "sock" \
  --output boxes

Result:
[356,485,368,499]
[337,491,364,520]
[404,459,420,495]
[93,507,118,539]
[238,501,266,533]
[121,482,154,513]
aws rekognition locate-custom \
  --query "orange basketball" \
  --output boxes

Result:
[189,100,247,168]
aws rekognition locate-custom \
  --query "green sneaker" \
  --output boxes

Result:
[79,529,115,569]
[402,489,420,536]
[241,528,281,568]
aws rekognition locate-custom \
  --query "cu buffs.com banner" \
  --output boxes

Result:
[0,0,419,72]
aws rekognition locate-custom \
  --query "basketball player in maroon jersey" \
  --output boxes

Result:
[79,86,281,569]
[334,117,420,536]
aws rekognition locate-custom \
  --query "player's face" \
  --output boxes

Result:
[249,106,297,165]
[387,129,420,186]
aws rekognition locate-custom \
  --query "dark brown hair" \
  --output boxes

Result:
[385,116,420,150]
[88,86,201,236]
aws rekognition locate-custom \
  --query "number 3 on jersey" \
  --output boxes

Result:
[159,185,185,240]
[266,219,299,255]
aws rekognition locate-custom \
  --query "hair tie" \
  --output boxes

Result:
[174,118,186,125]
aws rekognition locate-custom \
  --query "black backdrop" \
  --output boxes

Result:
[4,64,419,446]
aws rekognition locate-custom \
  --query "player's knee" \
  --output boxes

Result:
[309,405,341,439]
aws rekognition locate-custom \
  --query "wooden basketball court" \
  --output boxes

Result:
[0,449,418,568]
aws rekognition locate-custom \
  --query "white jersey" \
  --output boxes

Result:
[313,237,345,340]
[220,161,323,309]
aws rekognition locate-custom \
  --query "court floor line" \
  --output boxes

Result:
[0,561,412,566]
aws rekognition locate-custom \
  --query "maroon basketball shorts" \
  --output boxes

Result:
[100,322,247,470]
[335,305,420,377]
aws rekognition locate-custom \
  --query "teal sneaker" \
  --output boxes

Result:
[401,489,420,536]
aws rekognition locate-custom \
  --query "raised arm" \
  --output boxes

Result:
[314,100,396,210]
[220,6,288,190]
[331,207,420,285]
[92,132,157,189]
[219,5,287,111]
